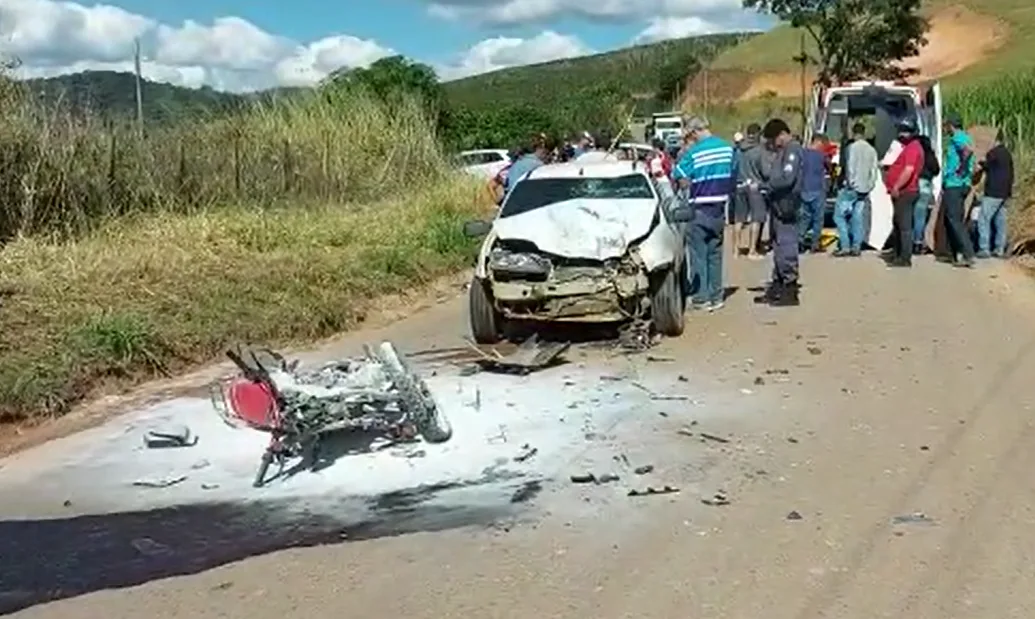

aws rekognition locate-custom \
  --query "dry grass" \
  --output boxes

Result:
[0,77,489,422]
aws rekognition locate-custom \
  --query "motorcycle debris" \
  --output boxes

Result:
[701,491,730,506]
[132,475,188,489]
[627,485,679,497]
[892,512,936,526]
[786,510,803,521]
[514,444,538,462]
[633,464,654,475]
[143,424,196,448]
[570,473,596,484]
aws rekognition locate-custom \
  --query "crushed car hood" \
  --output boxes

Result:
[493,198,659,261]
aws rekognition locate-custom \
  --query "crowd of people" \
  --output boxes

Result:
[482,110,1015,309]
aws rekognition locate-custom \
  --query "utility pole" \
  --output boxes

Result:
[133,37,144,140]
[792,31,809,136]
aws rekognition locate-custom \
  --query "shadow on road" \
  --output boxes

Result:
[0,479,525,614]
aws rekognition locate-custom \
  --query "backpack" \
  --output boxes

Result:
[920,136,940,179]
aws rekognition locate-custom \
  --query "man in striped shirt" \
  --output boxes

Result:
[671,116,735,312]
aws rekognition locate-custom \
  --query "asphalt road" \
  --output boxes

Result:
[4,251,1035,618]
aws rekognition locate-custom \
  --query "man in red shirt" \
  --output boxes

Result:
[884,117,925,267]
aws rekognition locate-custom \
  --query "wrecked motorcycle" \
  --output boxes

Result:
[210,342,452,487]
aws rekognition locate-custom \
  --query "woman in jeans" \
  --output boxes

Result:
[913,134,940,254]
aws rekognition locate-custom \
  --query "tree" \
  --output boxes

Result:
[742,0,929,85]
[322,55,443,113]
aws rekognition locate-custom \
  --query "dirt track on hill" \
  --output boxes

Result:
[4,252,1035,618]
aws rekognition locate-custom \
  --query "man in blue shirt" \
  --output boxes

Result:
[798,134,830,252]
[504,138,547,196]
[672,116,735,312]
[939,112,976,267]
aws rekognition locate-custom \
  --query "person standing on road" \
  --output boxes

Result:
[755,118,803,307]
[671,116,735,312]
[940,113,977,267]
[798,134,830,253]
[912,132,941,255]
[732,123,767,260]
[833,123,879,257]
[974,129,1014,258]
[884,118,925,268]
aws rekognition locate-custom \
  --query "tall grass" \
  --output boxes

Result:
[0,81,452,241]
[0,79,488,423]
[947,72,1035,157]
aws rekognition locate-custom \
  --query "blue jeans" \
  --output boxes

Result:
[798,192,825,248]
[977,196,1008,256]
[833,188,868,252]
[914,179,934,245]
[688,212,725,305]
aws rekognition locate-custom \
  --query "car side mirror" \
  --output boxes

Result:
[463,220,492,237]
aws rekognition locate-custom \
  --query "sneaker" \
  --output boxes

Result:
[976,251,991,259]
[707,300,725,312]
[849,249,862,257]
[689,301,709,311]
[887,259,911,268]
[832,249,849,257]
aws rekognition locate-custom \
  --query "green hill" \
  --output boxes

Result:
[444,32,757,114]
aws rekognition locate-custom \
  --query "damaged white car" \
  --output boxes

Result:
[463,161,686,344]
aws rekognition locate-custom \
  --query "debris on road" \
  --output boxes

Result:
[633,464,654,475]
[699,432,731,444]
[570,472,620,484]
[632,382,691,401]
[892,512,936,526]
[807,346,823,355]
[143,425,196,448]
[617,317,657,351]
[701,491,730,506]
[646,355,674,363]
[786,510,803,521]
[628,485,679,497]
[514,444,538,462]
[467,334,570,375]
[510,480,543,503]
[132,475,188,489]
[754,376,766,385]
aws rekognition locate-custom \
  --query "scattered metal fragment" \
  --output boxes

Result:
[739,388,754,395]
[514,444,538,462]
[787,437,799,444]
[201,483,220,490]
[466,334,570,374]
[701,491,729,506]
[786,510,803,521]
[765,368,790,375]
[191,459,211,470]
[628,485,679,497]
[807,346,823,355]
[677,427,696,438]
[600,374,624,382]
[132,475,188,489]
[596,473,620,484]
[633,464,654,475]
[143,425,196,448]
[458,364,480,376]
[754,376,765,385]
[892,512,936,526]
[571,473,596,484]
[678,375,689,382]
[618,317,656,351]
[920,445,930,451]
[699,432,730,444]
[632,381,690,401]
[62,500,72,507]
[646,355,674,362]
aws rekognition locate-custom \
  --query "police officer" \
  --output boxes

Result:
[755,118,803,307]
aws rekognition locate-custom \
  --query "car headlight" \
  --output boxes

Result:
[489,248,552,276]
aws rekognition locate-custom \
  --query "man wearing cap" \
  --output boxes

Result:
[884,117,925,267]
[671,116,735,312]
[755,118,803,307]
[941,112,976,267]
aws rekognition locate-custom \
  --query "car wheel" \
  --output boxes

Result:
[650,264,685,337]
[469,277,503,344]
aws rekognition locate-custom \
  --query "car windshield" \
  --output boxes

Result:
[500,175,655,218]
[655,120,681,130]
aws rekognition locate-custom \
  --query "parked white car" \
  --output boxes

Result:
[457,149,510,179]
[463,161,686,343]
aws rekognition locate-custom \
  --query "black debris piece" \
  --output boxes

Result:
[700,432,730,444]
[628,485,680,497]
[633,464,654,475]
[786,510,803,521]
[701,491,730,506]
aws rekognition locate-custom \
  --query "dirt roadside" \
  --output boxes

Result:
[7,250,1035,618]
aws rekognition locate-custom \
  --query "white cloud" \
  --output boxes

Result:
[633,13,772,44]
[436,30,591,81]
[426,0,760,26]
[0,0,394,91]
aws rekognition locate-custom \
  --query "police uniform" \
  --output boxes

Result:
[758,139,804,306]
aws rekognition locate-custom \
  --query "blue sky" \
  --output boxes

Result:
[0,0,775,91]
